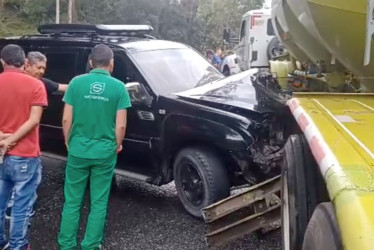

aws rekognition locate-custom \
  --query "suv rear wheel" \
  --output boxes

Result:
[173,147,230,218]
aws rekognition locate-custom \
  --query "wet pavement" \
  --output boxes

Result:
[27,157,281,250]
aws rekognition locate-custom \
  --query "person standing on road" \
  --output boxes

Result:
[206,49,222,69]
[25,51,68,93]
[4,51,69,222]
[58,44,131,250]
[0,44,48,250]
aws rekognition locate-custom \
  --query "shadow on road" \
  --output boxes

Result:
[27,157,280,250]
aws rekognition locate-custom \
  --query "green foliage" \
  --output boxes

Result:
[0,0,264,49]
[0,3,36,37]
[197,0,264,50]
[3,0,24,8]
[159,0,202,47]
[78,0,122,24]
[21,0,58,24]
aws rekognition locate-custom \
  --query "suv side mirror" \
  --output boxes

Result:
[125,82,153,107]
[126,82,141,92]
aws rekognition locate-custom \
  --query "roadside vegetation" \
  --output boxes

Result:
[0,0,263,50]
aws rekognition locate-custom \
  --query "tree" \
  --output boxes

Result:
[197,0,264,50]
[68,0,78,23]
[77,0,120,24]
[0,0,4,14]
[158,0,202,48]
[1,0,265,51]
[22,0,64,24]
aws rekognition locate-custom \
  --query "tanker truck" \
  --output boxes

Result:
[202,1,374,249]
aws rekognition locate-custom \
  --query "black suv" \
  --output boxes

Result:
[0,24,289,217]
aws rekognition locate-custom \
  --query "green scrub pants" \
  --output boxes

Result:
[58,154,116,250]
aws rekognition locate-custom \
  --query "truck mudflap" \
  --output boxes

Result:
[202,175,281,248]
[289,93,374,250]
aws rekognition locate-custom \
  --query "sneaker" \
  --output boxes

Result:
[5,207,11,220]
[0,242,9,250]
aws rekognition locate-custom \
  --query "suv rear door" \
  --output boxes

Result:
[40,46,88,153]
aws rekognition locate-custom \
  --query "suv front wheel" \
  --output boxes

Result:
[173,147,230,218]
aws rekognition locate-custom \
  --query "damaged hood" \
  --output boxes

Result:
[175,69,288,113]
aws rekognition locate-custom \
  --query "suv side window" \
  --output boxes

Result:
[267,18,275,36]
[41,49,83,128]
[112,51,154,95]
[112,53,138,84]
[44,51,81,84]
[240,20,247,42]
[83,50,142,85]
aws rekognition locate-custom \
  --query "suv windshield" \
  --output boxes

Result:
[131,48,224,95]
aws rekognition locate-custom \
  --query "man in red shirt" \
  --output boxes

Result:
[4,51,69,222]
[0,44,48,250]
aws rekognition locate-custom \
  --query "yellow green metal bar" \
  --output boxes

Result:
[292,93,374,250]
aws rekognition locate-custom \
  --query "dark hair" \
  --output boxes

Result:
[89,44,114,68]
[27,51,47,65]
[206,49,214,56]
[1,44,25,68]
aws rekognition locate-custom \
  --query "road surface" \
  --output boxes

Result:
[26,157,281,250]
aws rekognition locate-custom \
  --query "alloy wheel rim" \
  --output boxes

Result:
[180,163,204,206]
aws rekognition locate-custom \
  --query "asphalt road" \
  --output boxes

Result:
[26,157,281,250]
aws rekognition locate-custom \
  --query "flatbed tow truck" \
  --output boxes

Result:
[203,1,374,249]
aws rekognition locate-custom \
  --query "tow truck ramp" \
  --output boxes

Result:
[202,175,281,248]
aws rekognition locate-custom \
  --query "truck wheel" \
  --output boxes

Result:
[282,135,319,250]
[302,203,343,250]
[173,147,230,218]
[223,66,230,76]
[267,37,286,59]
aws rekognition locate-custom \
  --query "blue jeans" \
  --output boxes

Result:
[0,156,41,249]
[7,165,42,210]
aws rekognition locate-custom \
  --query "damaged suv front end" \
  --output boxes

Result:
[174,68,290,186]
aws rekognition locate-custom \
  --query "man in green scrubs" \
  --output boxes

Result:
[58,44,131,250]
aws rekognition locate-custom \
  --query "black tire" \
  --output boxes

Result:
[303,203,343,250]
[267,37,286,59]
[173,147,230,218]
[222,66,230,77]
[282,135,319,250]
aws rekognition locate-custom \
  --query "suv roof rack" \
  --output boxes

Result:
[37,24,154,38]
